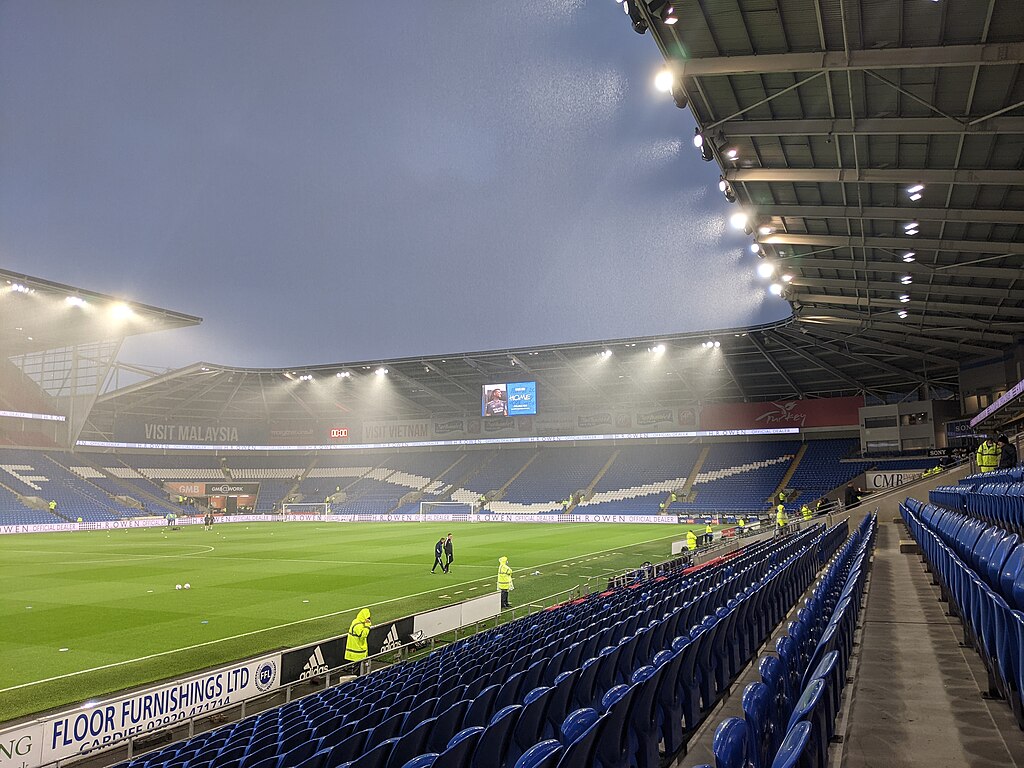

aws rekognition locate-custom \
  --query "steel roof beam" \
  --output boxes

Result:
[718,116,1024,136]
[795,323,952,365]
[678,42,1024,77]
[727,167,1021,185]
[748,334,804,397]
[758,204,1024,226]
[794,292,1024,318]
[763,232,1024,256]
[778,328,931,384]
[786,257,1021,280]
[767,335,883,399]
[791,313,1014,344]
[789,278,1024,301]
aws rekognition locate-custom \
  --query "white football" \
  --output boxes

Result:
[175,584,183,590]
[184,583,191,590]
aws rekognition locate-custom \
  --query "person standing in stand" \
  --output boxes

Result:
[998,435,1018,469]
[444,533,454,573]
[431,536,446,573]
[344,608,372,665]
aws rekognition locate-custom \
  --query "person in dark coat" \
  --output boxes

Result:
[431,536,446,573]
[444,533,454,572]
[998,435,1018,469]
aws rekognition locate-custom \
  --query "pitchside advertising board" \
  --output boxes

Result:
[0,655,281,768]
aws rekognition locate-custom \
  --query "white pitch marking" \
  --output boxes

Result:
[1,530,684,694]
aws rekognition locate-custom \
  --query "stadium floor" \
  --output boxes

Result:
[0,520,709,722]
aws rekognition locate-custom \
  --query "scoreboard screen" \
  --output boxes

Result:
[482,381,536,417]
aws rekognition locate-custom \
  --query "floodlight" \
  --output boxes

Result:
[899,294,911,303]
[654,69,673,93]
[902,252,916,262]
[758,225,773,235]
[781,273,793,282]
[897,310,909,319]
[693,130,703,148]
[750,243,760,254]
[757,262,775,279]
[110,302,133,319]
[909,193,922,201]
[729,211,748,230]
[337,371,351,378]
[65,296,86,307]
[375,367,389,376]
[907,184,924,195]
[713,340,720,348]
[769,283,783,296]
[900,275,913,285]
[650,343,666,354]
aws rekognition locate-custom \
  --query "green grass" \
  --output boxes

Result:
[0,521,709,722]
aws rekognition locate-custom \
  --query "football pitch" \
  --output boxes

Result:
[0,520,707,722]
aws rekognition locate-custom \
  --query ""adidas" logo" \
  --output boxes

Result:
[380,625,403,652]
[299,646,329,680]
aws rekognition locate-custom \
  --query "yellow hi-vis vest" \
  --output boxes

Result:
[686,531,698,550]
[497,558,513,590]
[977,442,1000,473]
[776,506,787,527]
[345,609,371,661]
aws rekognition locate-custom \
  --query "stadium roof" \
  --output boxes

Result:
[84,317,947,433]
[623,0,1023,391]
[1,268,202,356]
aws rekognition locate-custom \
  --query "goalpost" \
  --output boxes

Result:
[418,501,475,520]
[282,502,331,517]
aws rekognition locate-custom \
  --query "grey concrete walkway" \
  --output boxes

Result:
[841,520,1024,768]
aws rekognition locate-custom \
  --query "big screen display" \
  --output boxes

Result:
[482,381,537,417]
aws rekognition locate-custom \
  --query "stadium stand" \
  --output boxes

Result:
[674,442,799,515]
[0,440,896,524]
[0,449,137,521]
[112,519,866,768]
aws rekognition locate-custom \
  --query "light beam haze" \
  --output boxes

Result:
[0,0,789,369]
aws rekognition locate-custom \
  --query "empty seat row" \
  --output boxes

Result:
[903,498,1024,728]
[697,513,876,768]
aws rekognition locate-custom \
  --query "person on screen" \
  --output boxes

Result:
[485,388,507,416]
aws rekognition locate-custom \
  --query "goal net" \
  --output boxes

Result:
[282,502,331,517]
[418,501,475,520]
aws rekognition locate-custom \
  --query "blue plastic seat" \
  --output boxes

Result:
[769,722,812,768]
[626,665,662,768]
[386,717,437,768]
[428,701,472,753]
[711,717,749,768]
[509,687,555,765]
[400,756,438,768]
[344,737,400,768]
[511,740,562,768]
[469,705,521,768]
[464,685,501,728]
[431,727,483,768]
[785,679,828,768]
[741,682,773,768]
[593,685,636,768]
[553,709,604,768]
